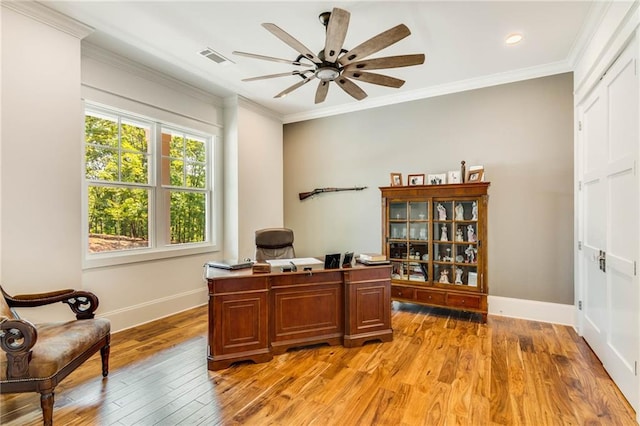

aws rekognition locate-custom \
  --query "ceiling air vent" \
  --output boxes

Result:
[199,48,234,65]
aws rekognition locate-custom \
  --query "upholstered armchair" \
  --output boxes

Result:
[0,285,111,426]
[255,228,296,262]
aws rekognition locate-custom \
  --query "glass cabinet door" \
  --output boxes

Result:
[389,202,407,281]
[433,199,479,288]
[388,201,429,283]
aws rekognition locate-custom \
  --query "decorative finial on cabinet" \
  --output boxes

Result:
[461,161,466,183]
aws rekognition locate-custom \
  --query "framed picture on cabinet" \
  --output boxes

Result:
[408,174,425,186]
[467,168,484,182]
[390,173,403,186]
[427,173,446,185]
[447,170,462,184]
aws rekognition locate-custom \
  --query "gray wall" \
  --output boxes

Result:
[284,73,574,305]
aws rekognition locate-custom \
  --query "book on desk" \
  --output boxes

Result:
[357,253,389,265]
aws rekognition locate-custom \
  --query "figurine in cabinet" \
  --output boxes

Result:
[455,267,464,284]
[440,224,448,241]
[467,225,476,242]
[439,269,450,283]
[455,203,464,220]
[456,228,464,242]
[437,203,447,220]
[472,201,478,220]
[465,244,476,263]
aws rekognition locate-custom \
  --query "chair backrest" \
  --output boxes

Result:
[255,228,295,262]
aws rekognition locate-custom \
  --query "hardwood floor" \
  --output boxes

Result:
[1,302,636,425]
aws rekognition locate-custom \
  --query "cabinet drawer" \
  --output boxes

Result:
[416,289,446,305]
[391,286,415,300]
[446,293,481,309]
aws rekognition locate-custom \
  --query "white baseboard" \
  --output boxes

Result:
[99,288,208,333]
[488,295,575,326]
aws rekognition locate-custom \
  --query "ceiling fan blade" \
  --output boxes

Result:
[233,51,313,67]
[338,24,411,66]
[262,23,322,64]
[315,81,330,104]
[335,77,368,101]
[274,74,316,98]
[342,71,405,88]
[344,54,425,71]
[324,8,350,63]
[243,71,308,82]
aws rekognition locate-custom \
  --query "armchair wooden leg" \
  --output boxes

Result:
[101,342,110,377]
[40,391,54,426]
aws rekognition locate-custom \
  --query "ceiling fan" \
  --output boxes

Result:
[233,7,425,104]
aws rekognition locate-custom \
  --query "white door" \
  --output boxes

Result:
[578,37,639,412]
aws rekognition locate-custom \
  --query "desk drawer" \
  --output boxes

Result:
[271,271,342,287]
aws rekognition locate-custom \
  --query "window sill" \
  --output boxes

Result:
[83,244,218,269]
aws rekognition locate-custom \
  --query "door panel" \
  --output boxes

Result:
[583,245,606,352]
[583,93,607,173]
[583,177,606,250]
[602,42,639,407]
[609,56,637,161]
[609,166,636,257]
[578,37,638,412]
[581,87,608,358]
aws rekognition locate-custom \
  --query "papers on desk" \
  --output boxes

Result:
[266,258,324,271]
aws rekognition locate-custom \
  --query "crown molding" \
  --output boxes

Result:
[573,1,640,101]
[283,60,572,124]
[2,0,93,39]
[82,42,223,108]
[566,1,611,69]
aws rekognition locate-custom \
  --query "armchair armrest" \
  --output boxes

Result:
[0,318,38,379]
[1,287,99,320]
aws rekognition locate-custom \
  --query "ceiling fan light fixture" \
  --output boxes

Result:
[316,66,340,81]
[241,8,424,103]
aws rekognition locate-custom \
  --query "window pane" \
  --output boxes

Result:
[170,159,184,186]
[85,146,118,181]
[87,186,149,253]
[170,134,184,157]
[186,162,206,189]
[170,191,206,244]
[85,114,118,148]
[121,152,149,184]
[186,137,206,162]
[121,120,149,152]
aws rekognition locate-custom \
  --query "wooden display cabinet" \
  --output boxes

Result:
[380,182,489,322]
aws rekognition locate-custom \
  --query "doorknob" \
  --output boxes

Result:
[598,250,606,272]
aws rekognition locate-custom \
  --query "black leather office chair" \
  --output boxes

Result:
[255,228,295,262]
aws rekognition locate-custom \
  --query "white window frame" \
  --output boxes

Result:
[83,104,219,268]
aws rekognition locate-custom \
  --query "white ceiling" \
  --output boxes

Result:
[42,1,598,122]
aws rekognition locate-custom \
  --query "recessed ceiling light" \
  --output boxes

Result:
[505,33,523,45]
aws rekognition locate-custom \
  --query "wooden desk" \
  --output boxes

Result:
[206,264,393,370]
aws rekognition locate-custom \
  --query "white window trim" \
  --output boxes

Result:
[82,102,222,269]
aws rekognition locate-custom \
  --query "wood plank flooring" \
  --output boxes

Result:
[1,302,636,425]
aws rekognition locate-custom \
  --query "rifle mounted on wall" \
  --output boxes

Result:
[299,186,368,201]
